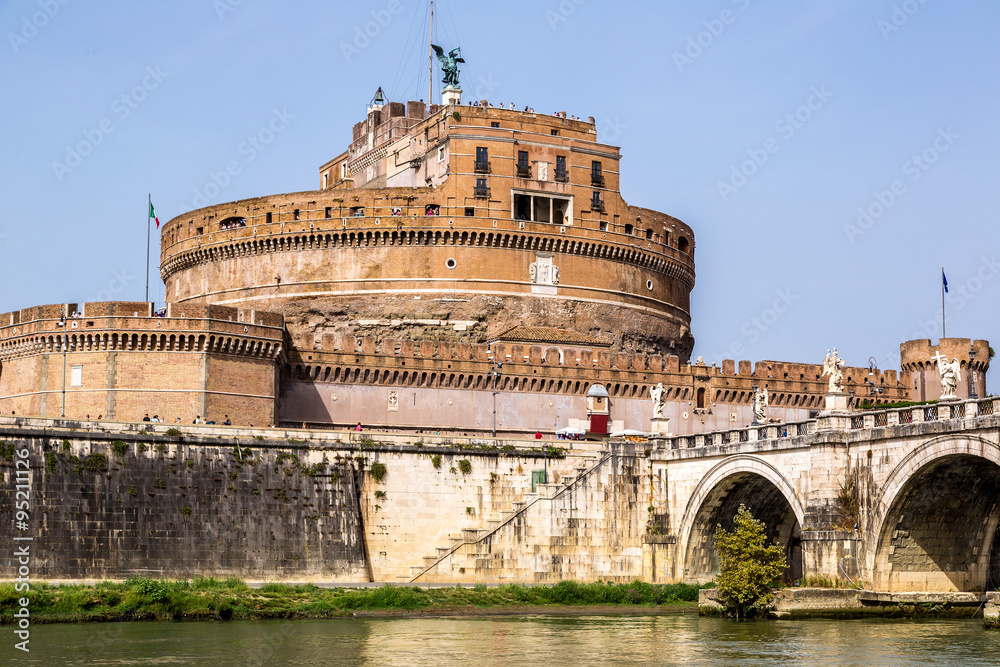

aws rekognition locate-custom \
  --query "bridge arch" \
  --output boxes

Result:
[867,434,1000,592]
[678,456,805,584]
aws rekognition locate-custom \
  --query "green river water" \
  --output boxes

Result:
[7,614,1000,666]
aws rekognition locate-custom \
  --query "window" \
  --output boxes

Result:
[465,207,475,217]
[196,227,204,236]
[599,221,608,231]
[475,178,489,198]
[293,209,300,220]
[591,161,604,187]
[438,147,445,163]
[491,121,500,128]
[325,207,332,219]
[624,223,634,235]
[70,365,82,387]
[323,173,328,189]
[512,191,571,224]
[475,147,490,173]
[697,387,706,409]
[425,204,440,216]
[516,151,531,178]
[678,235,690,254]
[555,155,568,182]
[391,207,402,216]
[591,191,604,212]
[645,228,653,240]
[351,206,365,217]
[266,212,272,224]
[551,129,559,136]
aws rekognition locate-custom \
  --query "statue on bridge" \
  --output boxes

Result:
[650,382,666,419]
[752,385,769,424]
[432,45,465,88]
[823,348,846,393]
[933,352,961,400]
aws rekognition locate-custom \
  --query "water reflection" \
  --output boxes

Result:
[17,614,1000,666]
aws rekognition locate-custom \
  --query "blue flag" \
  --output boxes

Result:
[942,269,948,293]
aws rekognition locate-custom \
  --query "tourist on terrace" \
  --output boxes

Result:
[223,415,231,425]
[142,413,150,422]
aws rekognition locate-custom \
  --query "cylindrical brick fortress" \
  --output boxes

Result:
[160,191,696,358]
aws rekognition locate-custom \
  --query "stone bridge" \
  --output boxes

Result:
[649,398,1000,593]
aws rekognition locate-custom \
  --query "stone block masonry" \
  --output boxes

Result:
[0,420,601,583]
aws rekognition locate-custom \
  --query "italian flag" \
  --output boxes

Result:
[149,201,160,229]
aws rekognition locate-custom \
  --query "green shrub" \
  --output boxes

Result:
[457,459,472,475]
[374,490,387,500]
[714,504,787,618]
[431,454,442,469]
[369,461,387,483]
[165,428,181,437]
[111,440,128,458]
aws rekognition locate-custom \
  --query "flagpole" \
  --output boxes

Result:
[146,194,151,304]
[941,266,946,339]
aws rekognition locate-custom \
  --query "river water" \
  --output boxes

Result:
[12,614,1000,666]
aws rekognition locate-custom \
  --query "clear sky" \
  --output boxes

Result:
[2,0,998,392]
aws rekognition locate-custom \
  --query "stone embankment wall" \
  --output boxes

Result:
[0,420,601,583]
[411,442,649,583]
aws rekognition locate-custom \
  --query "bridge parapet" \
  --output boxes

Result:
[652,397,998,454]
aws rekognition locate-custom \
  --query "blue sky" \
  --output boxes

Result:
[2,0,998,392]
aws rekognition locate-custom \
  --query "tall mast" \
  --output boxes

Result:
[428,0,434,114]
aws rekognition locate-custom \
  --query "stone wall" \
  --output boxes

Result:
[0,429,367,580]
[0,421,583,583]
[411,442,649,583]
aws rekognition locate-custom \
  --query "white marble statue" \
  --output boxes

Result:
[822,348,845,393]
[752,385,769,424]
[649,382,666,419]
[933,352,961,400]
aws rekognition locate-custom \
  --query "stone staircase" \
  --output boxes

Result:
[406,451,611,583]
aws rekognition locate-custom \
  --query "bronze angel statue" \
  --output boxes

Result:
[432,44,464,87]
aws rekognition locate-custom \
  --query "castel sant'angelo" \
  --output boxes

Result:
[0,76,990,434]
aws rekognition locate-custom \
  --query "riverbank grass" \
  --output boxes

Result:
[0,578,706,624]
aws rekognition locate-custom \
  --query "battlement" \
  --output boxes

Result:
[284,333,909,409]
[900,338,990,372]
[0,302,284,340]
[296,332,898,381]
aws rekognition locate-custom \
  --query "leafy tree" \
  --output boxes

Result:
[714,504,787,618]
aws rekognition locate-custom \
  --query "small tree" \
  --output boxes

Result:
[714,504,787,618]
